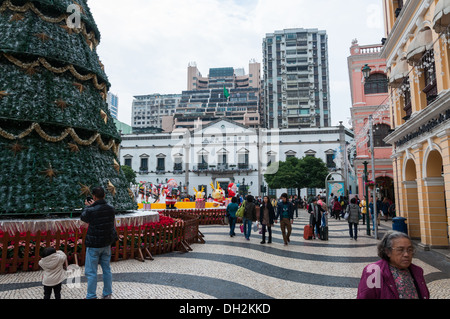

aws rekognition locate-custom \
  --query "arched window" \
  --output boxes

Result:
[364,73,388,95]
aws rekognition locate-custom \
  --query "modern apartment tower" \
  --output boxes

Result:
[263,28,331,129]
[107,92,119,120]
[163,61,262,131]
[132,94,182,130]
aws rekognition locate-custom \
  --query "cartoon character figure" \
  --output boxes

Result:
[193,186,206,209]
[210,182,225,207]
[165,179,179,209]
[228,183,237,198]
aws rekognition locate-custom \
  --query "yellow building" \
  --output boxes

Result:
[382,0,450,250]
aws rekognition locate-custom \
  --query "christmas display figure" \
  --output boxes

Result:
[228,183,237,198]
[0,0,135,216]
[165,178,179,210]
[193,186,205,209]
[210,182,225,207]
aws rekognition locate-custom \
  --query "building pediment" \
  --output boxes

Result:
[237,147,249,154]
[194,118,256,136]
[305,149,317,155]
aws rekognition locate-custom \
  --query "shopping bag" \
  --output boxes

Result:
[236,201,245,218]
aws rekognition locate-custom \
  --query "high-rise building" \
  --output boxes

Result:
[107,92,119,120]
[263,28,331,129]
[131,94,181,130]
[164,61,262,131]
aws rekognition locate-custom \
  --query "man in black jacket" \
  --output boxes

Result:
[275,193,294,245]
[81,187,116,299]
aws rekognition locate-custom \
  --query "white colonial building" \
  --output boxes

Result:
[119,118,356,198]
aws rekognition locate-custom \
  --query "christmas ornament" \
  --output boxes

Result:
[68,142,80,153]
[54,99,69,111]
[9,13,24,22]
[0,91,9,99]
[40,163,59,183]
[34,33,51,42]
[9,142,26,156]
[100,109,108,124]
[107,180,116,197]
[79,183,92,197]
[113,159,120,173]
[73,82,85,93]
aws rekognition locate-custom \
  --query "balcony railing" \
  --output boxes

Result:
[192,164,255,173]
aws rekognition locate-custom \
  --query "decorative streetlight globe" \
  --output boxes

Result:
[362,64,372,79]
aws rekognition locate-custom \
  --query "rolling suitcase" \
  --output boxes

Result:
[303,225,313,240]
[320,226,328,241]
[320,214,328,241]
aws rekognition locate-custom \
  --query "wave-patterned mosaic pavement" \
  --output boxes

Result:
[0,210,449,299]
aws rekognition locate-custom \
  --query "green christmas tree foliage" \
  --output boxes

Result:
[0,0,136,216]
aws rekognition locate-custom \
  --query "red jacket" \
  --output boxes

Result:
[332,201,342,211]
[357,259,429,299]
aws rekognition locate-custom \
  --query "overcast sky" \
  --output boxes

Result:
[88,0,385,127]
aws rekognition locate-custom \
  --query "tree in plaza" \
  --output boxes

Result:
[0,0,136,215]
[264,156,329,197]
[121,165,136,185]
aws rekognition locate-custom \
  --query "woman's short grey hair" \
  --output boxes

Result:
[377,231,411,260]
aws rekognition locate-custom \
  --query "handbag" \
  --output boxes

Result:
[240,224,244,233]
[344,211,349,220]
[236,201,245,218]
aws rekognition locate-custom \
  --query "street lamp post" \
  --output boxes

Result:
[369,115,378,240]
[363,161,371,236]
[362,64,378,239]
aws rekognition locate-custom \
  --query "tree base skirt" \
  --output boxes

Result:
[0,210,159,236]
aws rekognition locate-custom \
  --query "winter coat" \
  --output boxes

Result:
[259,204,275,225]
[81,199,117,248]
[333,200,342,212]
[226,202,239,218]
[357,259,429,299]
[276,201,294,220]
[243,202,257,221]
[39,251,67,287]
[308,202,325,224]
[347,203,361,224]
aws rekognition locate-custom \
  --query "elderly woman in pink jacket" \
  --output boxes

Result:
[357,231,429,299]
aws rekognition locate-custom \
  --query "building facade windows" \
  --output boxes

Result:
[364,73,388,95]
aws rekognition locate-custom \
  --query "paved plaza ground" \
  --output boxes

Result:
[0,209,449,300]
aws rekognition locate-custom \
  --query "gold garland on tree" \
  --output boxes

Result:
[0,122,120,155]
[1,53,107,98]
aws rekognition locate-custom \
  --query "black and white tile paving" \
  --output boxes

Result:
[0,210,449,299]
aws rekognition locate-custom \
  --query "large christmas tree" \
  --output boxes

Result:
[0,0,136,216]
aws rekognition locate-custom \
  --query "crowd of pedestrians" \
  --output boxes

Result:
[225,193,431,300]
[226,192,396,244]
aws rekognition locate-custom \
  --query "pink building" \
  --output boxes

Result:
[348,40,394,201]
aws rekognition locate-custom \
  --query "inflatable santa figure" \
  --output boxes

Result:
[228,183,237,198]
[165,179,180,209]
